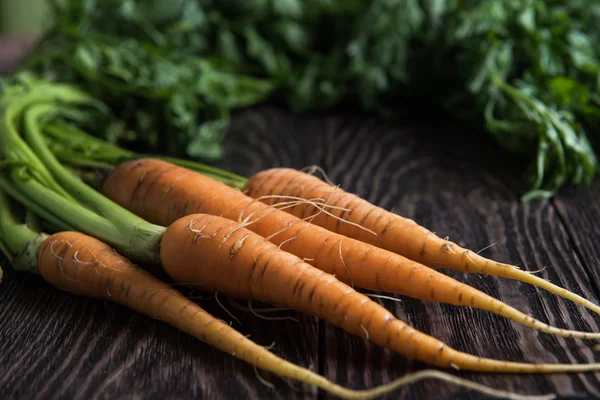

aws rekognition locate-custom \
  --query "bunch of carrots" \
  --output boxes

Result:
[2,75,600,399]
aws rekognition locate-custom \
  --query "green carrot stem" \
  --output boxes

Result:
[23,102,166,254]
[0,188,46,274]
[43,121,248,188]
[0,175,74,232]
[0,82,164,264]
[0,90,73,199]
[44,121,135,162]
[7,174,162,264]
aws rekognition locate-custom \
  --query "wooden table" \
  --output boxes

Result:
[1,37,600,400]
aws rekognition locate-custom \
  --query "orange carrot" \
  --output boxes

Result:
[0,176,551,400]
[33,230,428,399]
[102,159,600,339]
[245,168,600,313]
[0,196,555,400]
[159,212,600,373]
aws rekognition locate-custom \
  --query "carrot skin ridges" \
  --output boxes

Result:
[161,214,600,373]
[37,231,361,394]
[245,168,600,316]
[102,159,600,338]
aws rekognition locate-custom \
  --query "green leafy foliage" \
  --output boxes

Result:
[24,0,274,160]
[24,0,600,199]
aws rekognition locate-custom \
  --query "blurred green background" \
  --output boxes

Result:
[1,0,49,34]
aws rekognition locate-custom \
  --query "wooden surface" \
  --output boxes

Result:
[2,39,600,400]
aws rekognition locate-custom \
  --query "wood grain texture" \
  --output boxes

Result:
[2,39,600,399]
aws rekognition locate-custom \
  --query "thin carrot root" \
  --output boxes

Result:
[214,291,242,326]
[302,165,337,185]
[239,194,377,237]
[366,293,404,303]
[226,299,299,322]
[245,168,600,319]
[160,213,600,373]
[228,298,293,313]
[102,159,600,339]
[359,370,555,400]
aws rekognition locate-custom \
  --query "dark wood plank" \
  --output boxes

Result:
[220,108,600,399]
[553,187,600,301]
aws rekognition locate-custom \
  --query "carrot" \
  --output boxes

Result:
[101,159,600,339]
[244,168,600,314]
[159,212,600,373]
[43,118,594,317]
[3,97,599,377]
[3,160,596,377]
[1,194,485,400]
[38,231,371,397]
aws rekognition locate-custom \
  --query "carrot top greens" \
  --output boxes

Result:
[0,75,166,263]
[18,0,600,200]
